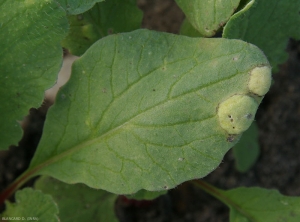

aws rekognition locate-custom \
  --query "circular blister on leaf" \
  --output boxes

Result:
[248,66,272,96]
[217,95,258,134]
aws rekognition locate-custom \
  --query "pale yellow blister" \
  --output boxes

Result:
[217,95,258,134]
[248,66,272,96]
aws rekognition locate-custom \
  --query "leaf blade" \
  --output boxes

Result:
[223,0,300,72]
[223,187,300,222]
[35,177,118,222]
[180,19,203,37]
[195,181,300,222]
[126,189,167,200]
[61,0,143,56]
[175,0,241,36]
[1,188,59,222]
[233,122,260,172]
[30,30,270,194]
[0,0,68,150]
[55,0,104,15]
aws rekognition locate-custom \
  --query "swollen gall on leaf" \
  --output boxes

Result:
[217,95,258,134]
[248,66,272,96]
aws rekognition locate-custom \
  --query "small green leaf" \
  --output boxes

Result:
[196,181,300,222]
[1,188,59,222]
[29,30,270,194]
[62,0,142,56]
[126,189,167,200]
[222,187,300,221]
[179,19,203,37]
[55,0,104,15]
[175,0,241,37]
[35,177,118,222]
[233,122,259,172]
[223,0,300,72]
[0,0,68,150]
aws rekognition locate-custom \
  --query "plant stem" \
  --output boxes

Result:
[192,180,256,221]
[192,180,229,203]
[0,168,37,206]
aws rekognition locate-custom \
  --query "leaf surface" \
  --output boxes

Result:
[0,0,68,150]
[179,19,203,37]
[55,0,104,15]
[1,188,59,222]
[232,122,259,172]
[222,187,300,221]
[126,189,167,200]
[223,0,300,72]
[175,0,241,37]
[29,30,270,194]
[62,0,142,56]
[35,177,118,222]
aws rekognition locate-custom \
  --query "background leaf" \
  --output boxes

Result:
[0,0,68,150]
[55,0,104,15]
[222,187,300,221]
[1,188,59,222]
[232,122,259,172]
[61,0,143,56]
[29,29,269,194]
[223,0,300,72]
[195,181,300,222]
[175,0,241,37]
[179,19,203,37]
[35,177,118,222]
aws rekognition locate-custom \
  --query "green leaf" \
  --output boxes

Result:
[29,29,270,194]
[1,188,59,222]
[236,0,253,11]
[223,0,300,72]
[232,122,259,173]
[62,0,142,56]
[126,189,167,200]
[35,176,118,222]
[223,187,300,221]
[0,0,68,150]
[179,19,203,37]
[175,0,241,37]
[196,181,300,222]
[55,0,104,15]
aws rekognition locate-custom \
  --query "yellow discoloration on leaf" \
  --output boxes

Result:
[24,0,35,5]
[217,95,258,134]
[248,66,272,96]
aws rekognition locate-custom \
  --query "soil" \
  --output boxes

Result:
[1,0,300,221]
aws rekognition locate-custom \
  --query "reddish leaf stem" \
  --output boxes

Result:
[0,168,37,206]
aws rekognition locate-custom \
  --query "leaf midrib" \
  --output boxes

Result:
[30,67,242,176]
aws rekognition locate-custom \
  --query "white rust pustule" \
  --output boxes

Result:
[248,66,272,96]
[217,95,258,134]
